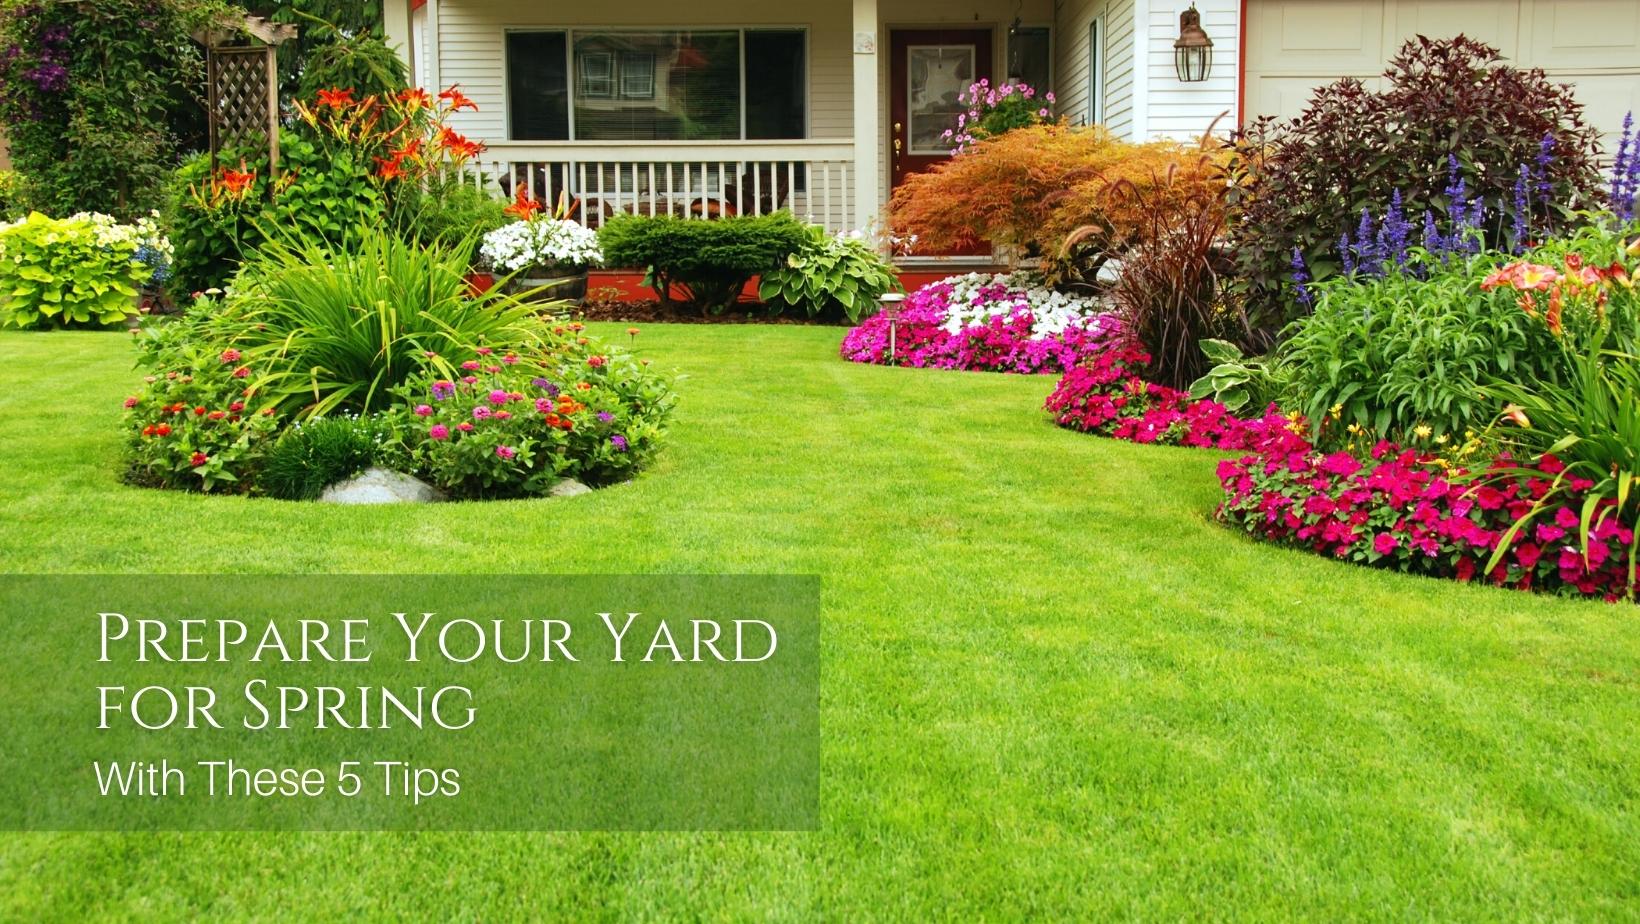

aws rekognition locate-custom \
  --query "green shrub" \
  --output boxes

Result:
[0,211,167,329]
[1187,340,1288,414]
[757,225,898,323]
[0,0,216,219]
[293,17,409,101]
[598,212,807,313]
[1228,35,1605,332]
[211,226,554,417]
[257,415,389,500]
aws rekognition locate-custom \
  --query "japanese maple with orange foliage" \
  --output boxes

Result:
[888,123,1229,278]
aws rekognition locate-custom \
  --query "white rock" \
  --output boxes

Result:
[548,478,593,498]
[319,467,446,504]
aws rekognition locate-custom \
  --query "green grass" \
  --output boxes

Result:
[3,326,1639,921]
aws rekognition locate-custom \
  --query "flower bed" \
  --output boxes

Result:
[1217,437,1639,601]
[840,273,1117,374]
[1044,342,1291,449]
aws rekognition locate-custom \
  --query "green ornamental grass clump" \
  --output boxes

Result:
[257,416,391,501]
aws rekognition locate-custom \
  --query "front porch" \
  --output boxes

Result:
[383,0,1062,238]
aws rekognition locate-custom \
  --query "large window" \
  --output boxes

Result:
[506,28,807,141]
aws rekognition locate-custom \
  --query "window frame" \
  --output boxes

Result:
[502,25,812,142]
[1005,24,1054,93]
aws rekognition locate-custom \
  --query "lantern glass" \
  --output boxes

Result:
[1174,45,1211,82]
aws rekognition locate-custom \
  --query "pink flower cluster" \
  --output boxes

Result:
[1044,345,1291,449]
[1217,438,1640,601]
[840,280,1118,374]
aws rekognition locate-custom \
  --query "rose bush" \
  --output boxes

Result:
[840,273,1119,374]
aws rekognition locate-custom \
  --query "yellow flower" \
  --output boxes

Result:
[1414,425,1432,439]
[1434,433,1449,445]
[1346,422,1364,435]
[1329,403,1343,418]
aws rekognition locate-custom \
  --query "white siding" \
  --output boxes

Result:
[431,0,855,141]
[1244,0,1640,149]
[1050,0,1137,137]
[1142,0,1239,141]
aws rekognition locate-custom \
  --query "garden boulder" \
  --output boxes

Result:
[319,467,446,504]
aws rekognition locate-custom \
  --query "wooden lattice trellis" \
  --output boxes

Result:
[199,16,297,181]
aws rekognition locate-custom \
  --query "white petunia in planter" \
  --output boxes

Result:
[479,217,603,304]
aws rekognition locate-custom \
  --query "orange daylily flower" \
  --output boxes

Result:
[218,161,257,197]
[375,155,406,181]
[504,186,542,220]
[435,127,485,161]
[315,87,356,108]
[396,88,433,111]
[438,84,478,112]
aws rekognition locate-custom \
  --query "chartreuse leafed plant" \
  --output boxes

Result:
[0,211,171,329]
[758,225,899,323]
[219,227,552,417]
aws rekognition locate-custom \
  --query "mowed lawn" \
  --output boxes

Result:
[2,325,1639,921]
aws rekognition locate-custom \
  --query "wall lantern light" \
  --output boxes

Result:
[1173,4,1213,82]
[879,293,906,362]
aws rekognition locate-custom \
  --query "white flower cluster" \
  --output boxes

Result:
[480,219,603,273]
[938,272,1103,338]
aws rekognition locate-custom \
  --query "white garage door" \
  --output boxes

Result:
[1244,0,1640,148]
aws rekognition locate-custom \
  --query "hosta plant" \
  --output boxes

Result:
[0,211,170,329]
[758,225,899,322]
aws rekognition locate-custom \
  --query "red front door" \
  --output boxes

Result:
[889,28,993,252]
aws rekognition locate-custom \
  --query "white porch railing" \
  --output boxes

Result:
[462,140,859,234]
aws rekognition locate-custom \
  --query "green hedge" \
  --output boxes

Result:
[598,212,807,313]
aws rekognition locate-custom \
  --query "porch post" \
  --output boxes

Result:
[382,0,412,78]
[851,0,881,237]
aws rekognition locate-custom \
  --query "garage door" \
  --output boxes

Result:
[1244,0,1640,147]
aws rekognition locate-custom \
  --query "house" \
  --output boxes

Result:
[382,0,1640,252]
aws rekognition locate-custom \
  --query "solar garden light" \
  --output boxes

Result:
[879,293,906,362]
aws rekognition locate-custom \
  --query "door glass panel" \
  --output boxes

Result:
[907,45,974,154]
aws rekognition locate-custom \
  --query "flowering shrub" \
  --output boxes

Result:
[0,210,171,329]
[1217,435,1639,601]
[943,79,1055,154]
[389,328,677,498]
[840,273,1118,373]
[480,218,603,273]
[123,339,283,492]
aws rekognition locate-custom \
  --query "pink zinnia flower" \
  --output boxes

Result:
[473,406,491,419]
[457,421,474,432]
[488,389,510,405]
[220,349,240,363]
[495,445,516,460]
[429,424,450,440]
[414,404,433,417]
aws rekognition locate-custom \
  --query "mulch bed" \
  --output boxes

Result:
[574,298,845,326]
